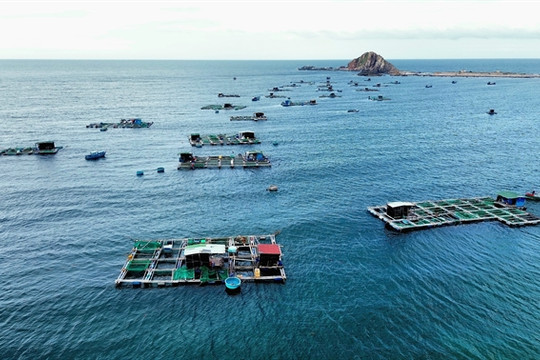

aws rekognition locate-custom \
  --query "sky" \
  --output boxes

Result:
[1,0,540,60]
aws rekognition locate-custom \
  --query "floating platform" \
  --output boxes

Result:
[265,93,287,98]
[2,142,63,155]
[201,103,247,110]
[319,92,341,98]
[281,99,317,107]
[115,233,286,288]
[86,118,153,129]
[1,147,34,155]
[189,131,261,146]
[368,95,391,101]
[177,151,271,169]
[356,87,379,92]
[230,112,267,121]
[368,196,540,232]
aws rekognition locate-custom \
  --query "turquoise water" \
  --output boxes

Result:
[0,59,539,359]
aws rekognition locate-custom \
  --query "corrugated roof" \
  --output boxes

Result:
[258,244,281,255]
[184,244,226,256]
[497,191,523,199]
[387,201,415,208]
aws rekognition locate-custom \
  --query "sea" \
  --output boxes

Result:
[0,59,539,360]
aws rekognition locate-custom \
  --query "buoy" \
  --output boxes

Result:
[267,185,278,192]
[136,170,144,176]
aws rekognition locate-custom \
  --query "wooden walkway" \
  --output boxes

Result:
[368,196,540,232]
[115,234,286,288]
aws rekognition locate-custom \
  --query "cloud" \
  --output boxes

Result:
[287,26,540,42]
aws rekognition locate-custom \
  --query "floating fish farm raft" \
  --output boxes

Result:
[115,233,286,288]
[177,151,271,169]
[368,196,540,232]
[189,131,261,146]
[281,99,317,106]
[368,95,391,101]
[230,112,267,121]
[201,103,246,110]
[86,118,153,129]
[1,141,63,155]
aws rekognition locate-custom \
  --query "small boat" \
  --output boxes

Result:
[267,185,278,192]
[487,109,497,115]
[425,84,432,88]
[225,276,241,293]
[85,151,106,160]
[252,96,260,101]
[487,82,496,85]
[525,191,539,201]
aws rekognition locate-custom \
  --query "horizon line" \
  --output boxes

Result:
[1,57,540,61]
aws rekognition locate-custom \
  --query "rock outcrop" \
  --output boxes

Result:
[347,51,400,76]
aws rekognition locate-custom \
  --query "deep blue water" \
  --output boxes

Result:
[0,59,539,359]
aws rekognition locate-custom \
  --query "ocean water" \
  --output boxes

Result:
[0,59,539,359]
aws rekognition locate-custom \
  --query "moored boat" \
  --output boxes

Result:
[525,191,539,201]
[85,151,106,160]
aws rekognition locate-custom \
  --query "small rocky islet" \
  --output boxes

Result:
[299,51,540,78]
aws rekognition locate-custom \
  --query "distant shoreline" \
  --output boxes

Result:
[298,65,540,78]
[399,70,540,78]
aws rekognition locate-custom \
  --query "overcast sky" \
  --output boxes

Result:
[1,0,539,60]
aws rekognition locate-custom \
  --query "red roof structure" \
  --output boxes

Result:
[258,244,281,255]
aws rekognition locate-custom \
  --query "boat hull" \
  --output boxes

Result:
[85,151,106,160]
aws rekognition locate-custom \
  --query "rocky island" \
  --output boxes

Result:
[346,51,400,76]
[300,51,540,78]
